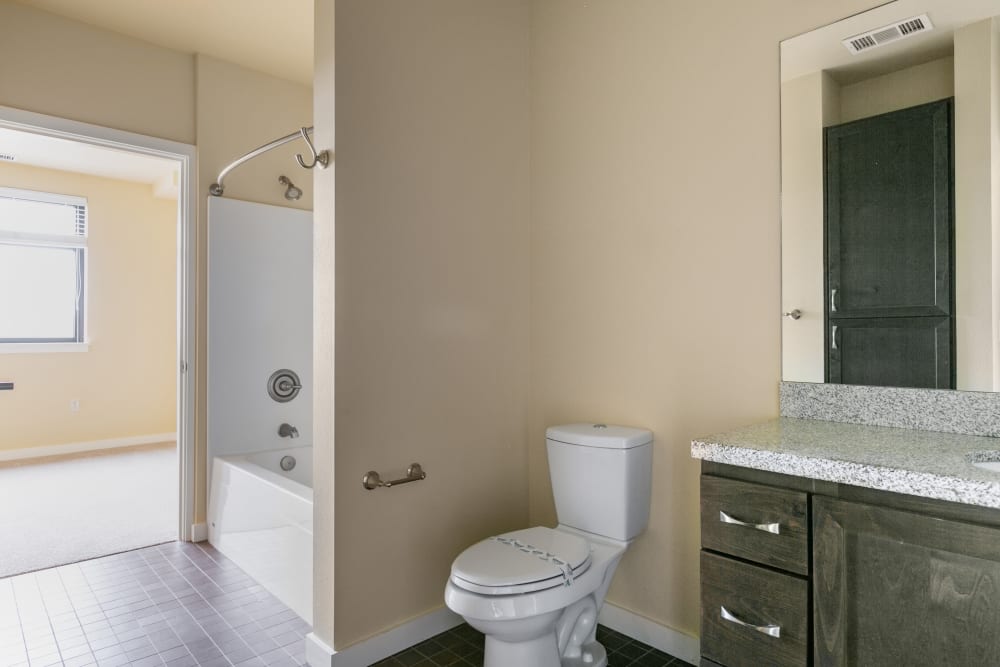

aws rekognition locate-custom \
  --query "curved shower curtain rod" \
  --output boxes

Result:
[209,126,330,197]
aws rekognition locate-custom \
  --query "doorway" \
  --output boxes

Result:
[0,105,196,574]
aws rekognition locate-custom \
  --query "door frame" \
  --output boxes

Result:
[0,105,197,541]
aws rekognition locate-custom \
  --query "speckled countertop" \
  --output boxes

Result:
[691,418,1000,509]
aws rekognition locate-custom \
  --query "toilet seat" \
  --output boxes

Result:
[450,526,592,596]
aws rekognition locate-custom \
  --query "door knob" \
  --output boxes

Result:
[782,309,802,320]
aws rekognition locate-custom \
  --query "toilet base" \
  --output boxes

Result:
[563,641,607,667]
[483,635,608,667]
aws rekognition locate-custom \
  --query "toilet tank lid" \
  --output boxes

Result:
[546,423,652,449]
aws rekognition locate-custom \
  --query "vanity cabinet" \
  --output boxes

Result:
[700,464,1000,667]
[813,496,1000,666]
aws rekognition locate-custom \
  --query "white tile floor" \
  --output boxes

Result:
[0,444,177,578]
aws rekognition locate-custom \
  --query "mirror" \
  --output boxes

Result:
[781,0,1000,391]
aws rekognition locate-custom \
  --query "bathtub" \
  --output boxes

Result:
[208,446,312,623]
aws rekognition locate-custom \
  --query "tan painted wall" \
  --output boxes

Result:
[528,0,883,639]
[839,56,954,124]
[0,163,176,449]
[319,0,531,649]
[0,1,195,144]
[954,19,1000,392]
[0,4,314,524]
[312,0,335,645]
[781,71,839,383]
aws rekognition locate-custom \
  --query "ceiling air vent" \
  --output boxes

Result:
[0,153,14,162]
[842,14,933,55]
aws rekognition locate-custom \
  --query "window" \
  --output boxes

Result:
[0,187,87,343]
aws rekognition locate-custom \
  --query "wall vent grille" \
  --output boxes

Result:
[0,154,14,162]
[842,14,933,55]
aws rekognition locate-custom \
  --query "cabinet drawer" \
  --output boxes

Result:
[701,551,808,667]
[701,476,809,574]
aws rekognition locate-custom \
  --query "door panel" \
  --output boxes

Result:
[825,99,953,318]
[828,316,952,388]
[824,99,954,388]
[814,497,1000,667]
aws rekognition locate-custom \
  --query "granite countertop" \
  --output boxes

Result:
[691,417,1000,509]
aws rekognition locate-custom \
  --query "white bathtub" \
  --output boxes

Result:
[208,446,312,623]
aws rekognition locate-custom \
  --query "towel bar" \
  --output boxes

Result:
[362,463,426,490]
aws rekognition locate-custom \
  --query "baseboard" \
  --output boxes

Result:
[190,523,208,542]
[0,433,177,462]
[306,607,463,667]
[599,602,700,665]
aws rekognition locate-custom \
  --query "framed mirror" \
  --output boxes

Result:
[780,0,1000,391]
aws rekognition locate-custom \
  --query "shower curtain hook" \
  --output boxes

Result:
[295,127,330,170]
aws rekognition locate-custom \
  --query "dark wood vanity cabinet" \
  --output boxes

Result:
[813,497,1000,666]
[700,464,1000,667]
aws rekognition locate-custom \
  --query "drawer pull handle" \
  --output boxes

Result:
[720,606,781,638]
[719,510,780,535]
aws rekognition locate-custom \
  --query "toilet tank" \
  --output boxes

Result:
[546,423,653,542]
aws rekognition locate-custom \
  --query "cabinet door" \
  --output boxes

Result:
[824,98,955,388]
[814,497,1000,666]
[827,316,952,388]
[825,99,953,320]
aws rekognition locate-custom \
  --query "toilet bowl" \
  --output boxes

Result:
[445,525,627,667]
[444,424,652,667]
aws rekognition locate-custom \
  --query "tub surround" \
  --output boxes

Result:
[780,381,1000,437]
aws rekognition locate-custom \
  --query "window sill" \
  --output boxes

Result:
[0,342,89,354]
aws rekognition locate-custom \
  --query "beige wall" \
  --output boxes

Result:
[839,56,954,124]
[312,0,335,645]
[320,0,531,649]
[528,0,883,639]
[0,163,176,449]
[954,19,1000,391]
[0,1,195,144]
[0,4,314,524]
[315,0,886,651]
[781,71,839,383]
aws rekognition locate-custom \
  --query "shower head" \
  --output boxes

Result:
[278,175,302,201]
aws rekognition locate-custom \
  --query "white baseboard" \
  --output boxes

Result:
[599,602,700,665]
[0,433,177,462]
[306,607,463,667]
[190,523,208,542]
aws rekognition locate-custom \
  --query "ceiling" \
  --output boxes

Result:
[14,0,314,86]
[781,0,1000,84]
[0,127,180,199]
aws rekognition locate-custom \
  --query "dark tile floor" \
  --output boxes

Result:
[1,541,690,667]
[373,623,690,667]
[0,542,310,667]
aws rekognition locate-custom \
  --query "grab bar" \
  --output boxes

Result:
[363,463,426,490]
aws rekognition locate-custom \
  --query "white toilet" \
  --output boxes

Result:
[444,423,653,667]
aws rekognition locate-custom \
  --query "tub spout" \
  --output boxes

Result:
[278,423,299,438]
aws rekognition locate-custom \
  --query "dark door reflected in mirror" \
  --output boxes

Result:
[780,0,1000,392]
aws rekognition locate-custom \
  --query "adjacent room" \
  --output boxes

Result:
[0,129,181,577]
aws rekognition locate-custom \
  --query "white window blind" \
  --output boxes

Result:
[0,187,88,343]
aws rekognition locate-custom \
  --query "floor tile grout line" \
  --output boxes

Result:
[173,542,307,663]
[5,576,30,667]
[142,544,261,666]
[55,562,100,663]
[135,546,218,666]
[19,570,66,665]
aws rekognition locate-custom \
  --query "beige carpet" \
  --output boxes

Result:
[0,443,177,578]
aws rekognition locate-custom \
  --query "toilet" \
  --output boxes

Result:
[444,423,653,667]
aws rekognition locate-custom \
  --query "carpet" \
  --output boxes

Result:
[0,443,177,578]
